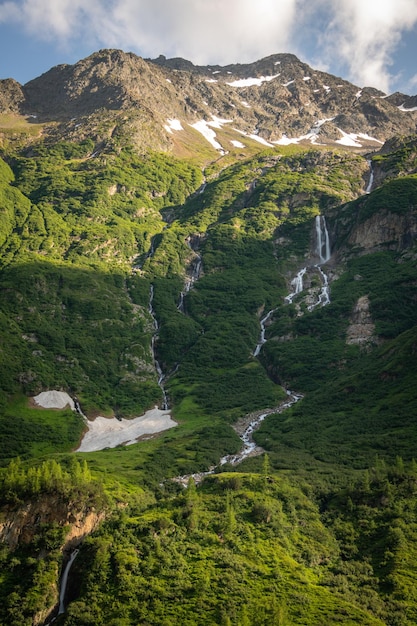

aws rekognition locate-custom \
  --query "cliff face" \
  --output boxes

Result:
[347,209,417,253]
[0,494,105,550]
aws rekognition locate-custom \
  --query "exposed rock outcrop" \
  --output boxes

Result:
[348,210,417,253]
[346,295,379,348]
[0,494,105,550]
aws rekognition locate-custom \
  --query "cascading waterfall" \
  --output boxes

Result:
[308,266,330,310]
[284,215,331,311]
[285,267,307,304]
[253,309,274,356]
[149,285,169,410]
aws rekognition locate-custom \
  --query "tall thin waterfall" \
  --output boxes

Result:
[365,159,374,194]
[58,549,79,615]
[315,215,330,263]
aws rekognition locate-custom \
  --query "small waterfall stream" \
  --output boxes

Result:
[219,391,303,466]
[45,549,79,624]
[253,309,275,356]
[149,285,169,410]
[366,159,374,194]
[178,244,203,312]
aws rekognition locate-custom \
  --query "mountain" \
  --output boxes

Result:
[0,50,417,625]
[1,49,417,155]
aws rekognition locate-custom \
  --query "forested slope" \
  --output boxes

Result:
[0,103,417,624]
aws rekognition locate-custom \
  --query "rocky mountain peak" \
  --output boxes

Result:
[1,49,416,154]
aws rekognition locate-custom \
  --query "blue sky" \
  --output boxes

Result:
[0,0,417,94]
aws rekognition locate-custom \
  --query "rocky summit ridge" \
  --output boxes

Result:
[1,48,417,155]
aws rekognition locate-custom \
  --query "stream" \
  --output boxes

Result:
[148,284,169,410]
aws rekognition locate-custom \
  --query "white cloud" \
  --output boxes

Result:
[1,0,417,92]
[315,0,417,92]
[0,0,298,64]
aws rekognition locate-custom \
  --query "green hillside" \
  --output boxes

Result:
[0,121,417,625]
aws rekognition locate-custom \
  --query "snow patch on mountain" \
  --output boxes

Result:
[164,118,184,133]
[190,116,232,152]
[335,129,383,147]
[398,103,417,112]
[275,117,334,146]
[226,73,280,88]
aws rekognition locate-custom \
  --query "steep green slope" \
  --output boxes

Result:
[1,124,417,626]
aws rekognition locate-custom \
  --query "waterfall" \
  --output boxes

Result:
[58,549,79,615]
[284,216,331,311]
[178,251,202,311]
[285,267,307,304]
[149,285,169,410]
[365,159,374,194]
[308,266,330,310]
[315,215,330,263]
[253,309,275,356]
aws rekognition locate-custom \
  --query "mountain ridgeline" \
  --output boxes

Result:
[0,49,417,625]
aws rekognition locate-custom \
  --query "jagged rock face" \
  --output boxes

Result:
[0,495,105,550]
[0,78,25,113]
[1,49,416,152]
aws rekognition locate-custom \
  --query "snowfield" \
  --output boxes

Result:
[31,390,177,452]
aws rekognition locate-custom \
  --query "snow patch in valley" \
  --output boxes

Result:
[231,140,245,148]
[247,134,273,146]
[77,408,177,452]
[274,119,383,148]
[33,390,75,410]
[32,390,177,452]
[226,73,280,88]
